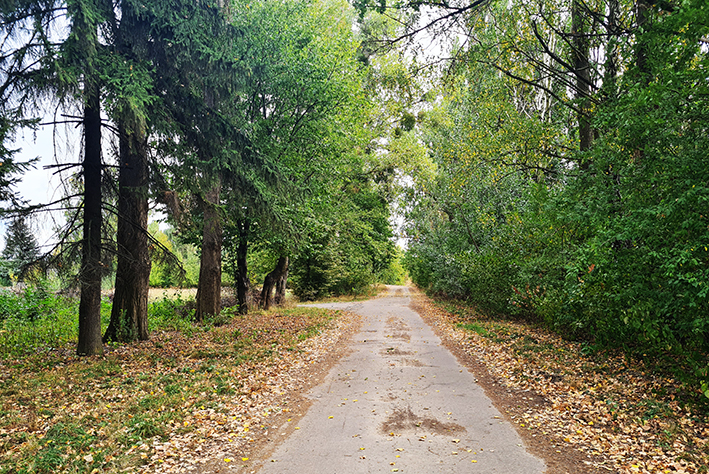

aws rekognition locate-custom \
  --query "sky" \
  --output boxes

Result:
[2,122,75,251]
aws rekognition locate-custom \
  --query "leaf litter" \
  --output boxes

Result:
[410,294,709,474]
[0,306,361,473]
[3,291,707,474]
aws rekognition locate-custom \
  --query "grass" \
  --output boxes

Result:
[0,291,339,474]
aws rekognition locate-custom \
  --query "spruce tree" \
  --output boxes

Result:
[1,216,40,281]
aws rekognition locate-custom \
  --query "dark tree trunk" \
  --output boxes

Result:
[235,219,250,315]
[634,0,652,84]
[77,79,104,356]
[602,0,619,98]
[572,0,592,154]
[260,256,288,310]
[104,115,150,342]
[196,183,222,322]
[274,257,289,306]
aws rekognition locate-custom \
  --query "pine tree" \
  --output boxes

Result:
[1,216,39,281]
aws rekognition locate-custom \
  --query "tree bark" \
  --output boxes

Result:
[196,183,222,322]
[635,0,651,83]
[235,219,250,315]
[104,113,150,342]
[274,256,289,306]
[602,0,619,98]
[571,0,592,154]
[260,256,288,310]
[77,78,104,356]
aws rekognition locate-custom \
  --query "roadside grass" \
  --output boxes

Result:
[433,298,709,473]
[0,294,337,474]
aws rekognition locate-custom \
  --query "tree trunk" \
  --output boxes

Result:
[104,113,150,342]
[572,0,592,154]
[260,256,288,310]
[235,219,250,315]
[274,257,289,306]
[635,0,651,82]
[196,183,222,322]
[602,0,619,98]
[77,78,104,356]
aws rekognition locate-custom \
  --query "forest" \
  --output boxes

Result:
[0,0,409,354]
[0,0,708,471]
[393,0,709,404]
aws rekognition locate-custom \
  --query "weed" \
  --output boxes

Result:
[127,414,164,440]
[457,322,489,337]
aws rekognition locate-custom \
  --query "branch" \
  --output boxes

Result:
[376,0,492,48]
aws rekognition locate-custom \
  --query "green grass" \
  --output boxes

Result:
[0,291,339,474]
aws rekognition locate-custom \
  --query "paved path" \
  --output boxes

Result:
[257,286,545,473]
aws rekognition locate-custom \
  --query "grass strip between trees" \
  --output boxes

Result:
[0,298,347,473]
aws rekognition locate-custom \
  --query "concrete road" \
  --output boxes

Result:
[256,286,545,473]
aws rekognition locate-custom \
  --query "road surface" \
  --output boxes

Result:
[256,286,545,473]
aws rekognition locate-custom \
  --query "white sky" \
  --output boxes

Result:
[2,123,75,251]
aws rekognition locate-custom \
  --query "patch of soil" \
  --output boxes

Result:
[381,406,466,435]
[386,316,409,331]
[380,347,413,356]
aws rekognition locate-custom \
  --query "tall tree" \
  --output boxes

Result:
[69,0,111,356]
[195,182,222,320]
[103,0,154,342]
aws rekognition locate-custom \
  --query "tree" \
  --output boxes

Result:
[65,0,114,356]
[215,0,381,310]
[398,0,709,394]
[103,0,155,342]
[1,216,40,282]
[195,183,222,319]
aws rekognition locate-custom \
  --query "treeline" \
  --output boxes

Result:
[389,0,709,396]
[0,0,404,355]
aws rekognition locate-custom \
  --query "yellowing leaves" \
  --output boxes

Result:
[411,295,709,473]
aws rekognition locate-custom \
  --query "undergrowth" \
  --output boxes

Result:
[0,293,337,474]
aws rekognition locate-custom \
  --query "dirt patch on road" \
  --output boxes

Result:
[381,406,466,436]
[380,347,413,356]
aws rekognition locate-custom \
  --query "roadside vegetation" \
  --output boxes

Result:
[414,296,709,474]
[0,292,346,473]
[398,0,709,409]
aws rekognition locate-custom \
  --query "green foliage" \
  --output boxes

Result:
[147,295,195,332]
[291,182,396,299]
[0,288,201,357]
[0,288,114,357]
[148,223,199,288]
[379,247,407,285]
[401,0,709,399]
[1,216,41,283]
